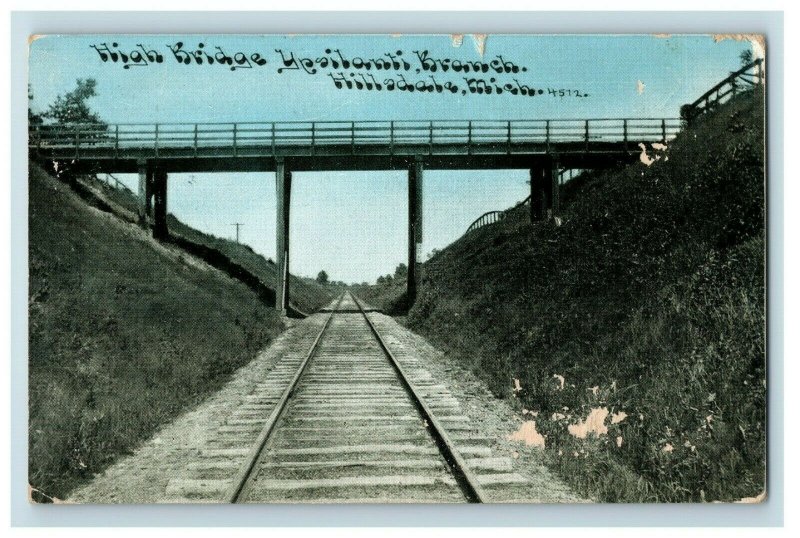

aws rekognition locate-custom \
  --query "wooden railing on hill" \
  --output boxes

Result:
[682,59,764,123]
[102,173,132,193]
[465,195,532,235]
[466,210,506,233]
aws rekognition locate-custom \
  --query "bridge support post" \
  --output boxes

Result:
[549,158,560,217]
[529,165,547,222]
[407,158,423,305]
[275,159,292,314]
[152,170,169,240]
[137,160,148,227]
[530,158,559,222]
[145,169,154,223]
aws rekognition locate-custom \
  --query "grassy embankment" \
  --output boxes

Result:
[378,91,765,502]
[75,175,336,314]
[351,276,407,312]
[28,163,329,500]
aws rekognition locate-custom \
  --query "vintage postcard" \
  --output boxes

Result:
[27,33,766,504]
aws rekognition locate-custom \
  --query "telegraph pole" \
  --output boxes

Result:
[232,222,243,243]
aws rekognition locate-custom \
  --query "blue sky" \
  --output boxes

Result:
[29,34,752,282]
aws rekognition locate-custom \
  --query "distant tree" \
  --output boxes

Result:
[740,49,754,67]
[43,78,104,126]
[316,270,329,285]
[394,263,408,279]
[384,274,393,285]
[426,249,441,260]
[377,275,386,285]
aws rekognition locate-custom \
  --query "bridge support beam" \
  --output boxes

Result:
[137,161,148,227]
[137,161,156,227]
[530,157,559,222]
[407,158,423,305]
[145,169,154,222]
[529,165,547,222]
[152,170,169,240]
[275,159,292,314]
[551,158,560,216]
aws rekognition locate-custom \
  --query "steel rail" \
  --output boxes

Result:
[227,291,487,503]
[351,294,489,503]
[224,293,344,503]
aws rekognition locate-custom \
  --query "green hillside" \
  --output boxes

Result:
[404,90,766,502]
[76,175,336,315]
[28,162,291,500]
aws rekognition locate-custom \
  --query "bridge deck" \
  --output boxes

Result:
[29,118,680,172]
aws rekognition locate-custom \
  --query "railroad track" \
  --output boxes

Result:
[165,292,525,503]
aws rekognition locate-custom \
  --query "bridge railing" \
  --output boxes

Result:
[102,173,132,193]
[465,194,532,235]
[683,58,764,123]
[29,118,682,157]
[466,210,507,233]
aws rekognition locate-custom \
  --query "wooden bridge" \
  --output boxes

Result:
[26,59,765,314]
[29,116,682,312]
[29,118,681,171]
